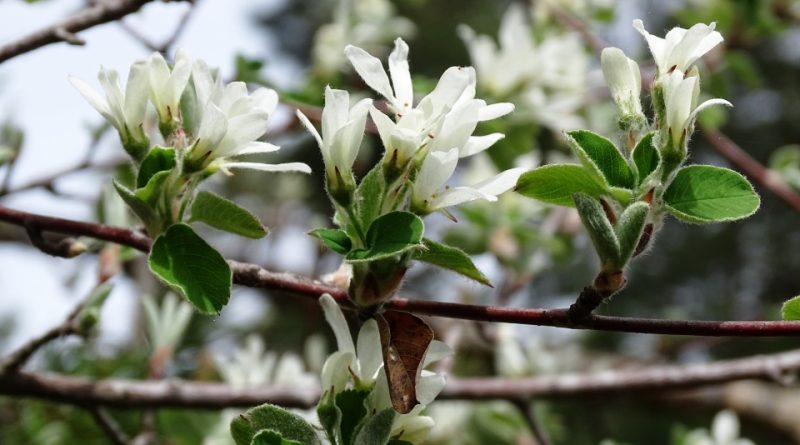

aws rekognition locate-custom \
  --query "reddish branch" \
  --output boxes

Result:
[0,0,173,64]
[3,348,800,408]
[2,204,800,336]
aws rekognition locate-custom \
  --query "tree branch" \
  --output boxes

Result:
[0,0,166,64]
[2,348,800,408]
[88,406,132,445]
[3,204,800,337]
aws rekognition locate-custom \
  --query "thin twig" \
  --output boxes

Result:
[0,0,173,64]
[88,406,132,445]
[512,399,553,445]
[2,348,800,408]
[3,204,800,337]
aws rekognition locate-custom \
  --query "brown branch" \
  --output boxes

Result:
[88,406,132,445]
[2,204,800,337]
[702,128,800,211]
[0,0,165,64]
[3,348,800,408]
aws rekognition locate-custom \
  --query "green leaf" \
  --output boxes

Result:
[317,392,342,445]
[336,389,369,445]
[231,403,321,445]
[137,146,176,188]
[515,164,608,207]
[567,130,635,189]
[346,211,424,263]
[664,165,760,224]
[573,193,620,269]
[633,132,659,183]
[190,190,268,239]
[148,224,231,314]
[387,441,414,445]
[412,238,491,286]
[113,180,155,225]
[309,228,352,255]
[353,408,395,445]
[252,430,302,445]
[615,202,649,266]
[136,170,172,207]
[355,164,385,230]
[781,296,800,321]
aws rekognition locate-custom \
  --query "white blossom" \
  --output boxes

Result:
[601,47,644,122]
[633,19,723,76]
[661,70,731,148]
[69,62,149,154]
[185,60,311,175]
[147,49,193,128]
[296,87,372,190]
[683,410,756,445]
[411,148,526,214]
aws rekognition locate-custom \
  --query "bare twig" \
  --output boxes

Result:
[3,348,800,408]
[512,399,553,445]
[3,204,800,337]
[88,406,132,445]
[0,0,174,64]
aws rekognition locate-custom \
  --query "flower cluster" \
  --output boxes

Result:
[458,4,589,131]
[71,49,310,176]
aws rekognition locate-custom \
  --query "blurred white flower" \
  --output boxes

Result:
[296,87,372,193]
[633,19,723,76]
[683,410,756,445]
[69,62,149,157]
[142,293,193,353]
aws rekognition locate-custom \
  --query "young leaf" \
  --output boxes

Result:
[316,391,341,445]
[573,193,621,269]
[113,180,155,226]
[633,132,659,183]
[356,163,385,229]
[309,228,352,255]
[190,190,268,239]
[615,202,649,266]
[782,296,800,321]
[346,211,424,263]
[336,389,370,445]
[136,170,172,208]
[231,403,321,445]
[412,238,492,286]
[515,164,608,207]
[148,223,232,314]
[567,130,635,189]
[137,146,176,188]
[252,430,303,445]
[376,310,434,414]
[353,408,396,445]
[664,165,760,224]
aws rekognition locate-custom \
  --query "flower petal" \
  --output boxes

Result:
[416,370,446,405]
[688,97,732,123]
[388,38,414,115]
[234,141,281,155]
[320,351,355,393]
[460,133,505,158]
[69,76,115,125]
[356,319,382,383]
[320,294,355,355]
[322,87,349,141]
[222,161,312,174]
[295,109,323,148]
[344,44,396,105]
[478,102,514,121]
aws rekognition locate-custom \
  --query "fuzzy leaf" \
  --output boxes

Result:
[356,164,385,230]
[190,190,268,239]
[148,224,231,314]
[515,164,608,207]
[567,130,635,189]
[252,430,302,445]
[412,238,491,286]
[231,403,321,445]
[573,193,620,269]
[346,211,424,263]
[353,409,396,445]
[633,132,659,183]
[309,228,353,255]
[615,202,649,266]
[664,165,760,224]
[137,146,176,188]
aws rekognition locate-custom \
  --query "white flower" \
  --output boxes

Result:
[661,70,731,148]
[600,47,644,122]
[185,60,311,175]
[296,87,372,191]
[147,49,193,129]
[411,148,526,214]
[683,410,756,445]
[69,62,149,156]
[319,293,383,392]
[142,293,193,353]
[633,19,723,76]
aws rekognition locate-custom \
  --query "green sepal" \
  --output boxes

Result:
[573,193,621,270]
[567,130,635,189]
[231,403,321,445]
[346,211,424,263]
[515,164,608,207]
[412,238,492,286]
[317,391,342,445]
[353,408,396,445]
[615,202,649,266]
[309,228,353,255]
[148,223,232,314]
[633,132,659,184]
[190,190,268,239]
[137,146,176,188]
[663,165,760,224]
[336,389,370,445]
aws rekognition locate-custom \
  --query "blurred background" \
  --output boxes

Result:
[1,0,800,443]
